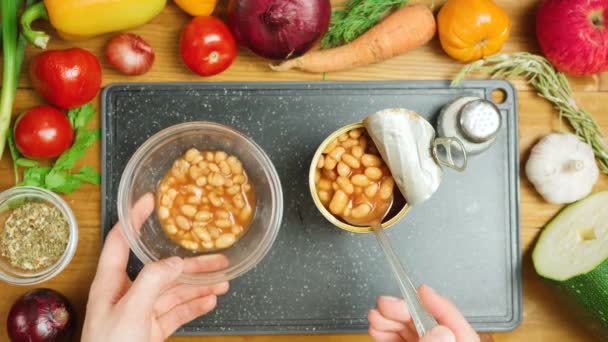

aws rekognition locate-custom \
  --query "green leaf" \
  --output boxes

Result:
[67,106,80,128]
[53,128,99,171]
[15,158,38,167]
[73,166,100,185]
[20,166,51,187]
[18,179,42,187]
[52,180,82,194]
[68,103,95,130]
[44,167,99,194]
[44,169,67,189]
[44,169,82,194]
[44,167,99,193]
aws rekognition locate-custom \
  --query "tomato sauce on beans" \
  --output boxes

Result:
[315,128,395,223]
[157,149,256,251]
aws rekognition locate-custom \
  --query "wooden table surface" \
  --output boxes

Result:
[1,1,606,341]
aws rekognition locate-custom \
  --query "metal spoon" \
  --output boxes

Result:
[344,199,438,337]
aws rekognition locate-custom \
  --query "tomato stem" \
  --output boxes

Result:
[209,51,220,63]
[20,1,49,49]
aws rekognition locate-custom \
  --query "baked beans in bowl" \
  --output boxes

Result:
[309,123,409,233]
[118,122,283,285]
[156,149,256,252]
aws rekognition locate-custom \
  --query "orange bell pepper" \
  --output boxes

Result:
[174,0,218,16]
[437,0,511,62]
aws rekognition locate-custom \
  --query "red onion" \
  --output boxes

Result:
[228,0,331,60]
[106,33,155,75]
[7,289,76,342]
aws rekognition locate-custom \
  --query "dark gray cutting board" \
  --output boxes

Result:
[101,81,521,335]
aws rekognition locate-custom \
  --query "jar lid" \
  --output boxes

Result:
[437,97,502,155]
[458,100,501,143]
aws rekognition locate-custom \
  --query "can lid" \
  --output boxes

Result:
[363,108,442,206]
[458,100,501,143]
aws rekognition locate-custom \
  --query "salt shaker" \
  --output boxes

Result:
[437,96,502,155]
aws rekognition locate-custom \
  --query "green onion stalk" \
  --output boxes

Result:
[0,0,33,162]
[0,0,19,161]
[453,52,608,174]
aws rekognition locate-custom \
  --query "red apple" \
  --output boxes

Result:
[536,0,608,76]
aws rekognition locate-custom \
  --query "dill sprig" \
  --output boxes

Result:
[320,0,409,49]
[453,52,608,174]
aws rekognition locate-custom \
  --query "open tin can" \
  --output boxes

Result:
[309,109,467,234]
[309,122,410,233]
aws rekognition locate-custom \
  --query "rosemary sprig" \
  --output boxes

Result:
[320,0,409,49]
[452,52,608,174]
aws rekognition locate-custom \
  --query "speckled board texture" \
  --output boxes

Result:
[101,81,521,335]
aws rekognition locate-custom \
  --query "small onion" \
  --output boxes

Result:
[228,0,331,60]
[106,33,155,75]
[7,289,76,342]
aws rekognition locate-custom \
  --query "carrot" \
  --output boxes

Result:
[270,4,436,73]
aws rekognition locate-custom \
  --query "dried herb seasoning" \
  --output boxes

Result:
[0,202,69,271]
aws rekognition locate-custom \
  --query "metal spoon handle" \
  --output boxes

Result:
[372,225,438,336]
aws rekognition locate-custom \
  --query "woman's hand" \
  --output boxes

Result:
[369,285,480,342]
[82,194,230,342]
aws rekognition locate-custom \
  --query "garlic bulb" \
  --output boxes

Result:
[525,133,599,204]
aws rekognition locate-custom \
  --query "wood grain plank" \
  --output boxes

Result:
[10,1,604,92]
[1,0,608,341]
[518,92,608,230]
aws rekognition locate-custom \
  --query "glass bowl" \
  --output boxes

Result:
[118,122,283,285]
[0,186,78,285]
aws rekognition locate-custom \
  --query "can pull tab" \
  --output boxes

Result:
[432,137,467,172]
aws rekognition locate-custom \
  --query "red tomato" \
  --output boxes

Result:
[180,16,237,76]
[29,48,102,109]
[14,106,74,159]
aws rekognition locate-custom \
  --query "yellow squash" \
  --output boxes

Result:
[43,0,166,40]
[174,0,218,16]
[437,0,511,62]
